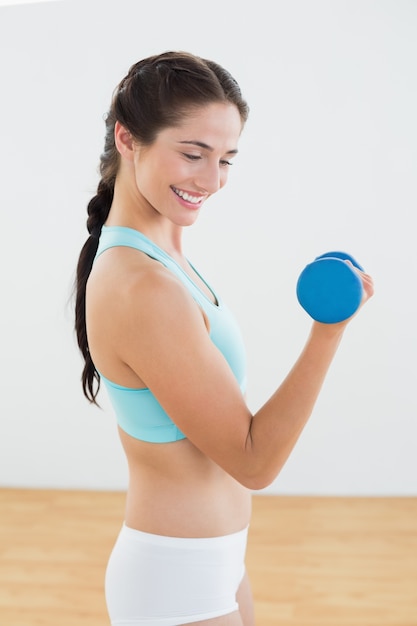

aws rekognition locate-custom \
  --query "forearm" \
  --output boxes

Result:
[245,322,346,489]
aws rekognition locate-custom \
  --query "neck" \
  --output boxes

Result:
[106,197,184,260]
[106,168,190,258]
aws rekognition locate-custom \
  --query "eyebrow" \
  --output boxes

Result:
[179,140,238,155]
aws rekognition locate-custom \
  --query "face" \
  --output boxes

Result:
[131,102,243,226]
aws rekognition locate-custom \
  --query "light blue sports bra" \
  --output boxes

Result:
[94,226,247,443]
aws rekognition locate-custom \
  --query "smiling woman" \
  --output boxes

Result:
[73,50,373,626]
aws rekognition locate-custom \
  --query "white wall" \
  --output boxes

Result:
[1,0,416,495]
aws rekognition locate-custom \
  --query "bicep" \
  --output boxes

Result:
[119,275,253,477]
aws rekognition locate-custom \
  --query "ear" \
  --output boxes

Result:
[114,121,135,161]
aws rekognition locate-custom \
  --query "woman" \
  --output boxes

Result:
[75,51,373,626]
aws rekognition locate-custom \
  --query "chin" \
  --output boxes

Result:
[174,211,201,228]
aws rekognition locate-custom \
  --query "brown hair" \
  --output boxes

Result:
[74,51,249,403]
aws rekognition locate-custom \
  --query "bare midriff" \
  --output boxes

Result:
[118,428,252,538]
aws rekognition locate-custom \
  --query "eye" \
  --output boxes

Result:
[182,153,202,161]
[220,159,233,167]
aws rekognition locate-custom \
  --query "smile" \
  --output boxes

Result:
[171,186,204,205]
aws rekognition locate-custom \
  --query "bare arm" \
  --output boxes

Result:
[244,322,346,488]
[116,264,374,490]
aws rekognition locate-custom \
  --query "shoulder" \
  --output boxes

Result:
[90,246,207,335]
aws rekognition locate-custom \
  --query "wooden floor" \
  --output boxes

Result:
[0,490,416,626]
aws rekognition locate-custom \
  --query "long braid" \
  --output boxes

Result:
[74,113,118,403]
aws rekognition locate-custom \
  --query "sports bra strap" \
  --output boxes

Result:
[96,226,219,309]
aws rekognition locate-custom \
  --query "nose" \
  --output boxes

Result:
[195,162,224,195]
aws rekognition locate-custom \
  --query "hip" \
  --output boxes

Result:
[105,523,249,625]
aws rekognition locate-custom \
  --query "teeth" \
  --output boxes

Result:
[173,187,202,204]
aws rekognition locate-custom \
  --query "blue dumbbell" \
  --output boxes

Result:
[296,251,365,323]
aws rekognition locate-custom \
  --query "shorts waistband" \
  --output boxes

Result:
[120,523,249,549]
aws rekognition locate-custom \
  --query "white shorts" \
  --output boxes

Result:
[105,523,248,625]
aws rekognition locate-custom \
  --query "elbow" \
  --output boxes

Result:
[236,466,282,491]
[235,432,283,490]
[240,475,277,492]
